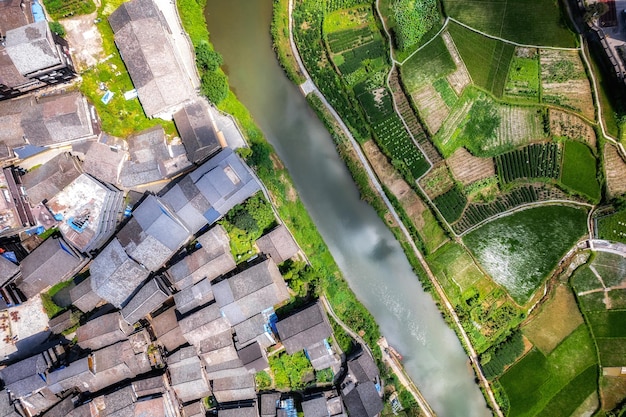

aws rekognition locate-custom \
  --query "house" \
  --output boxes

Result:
[1,20,75,100]
[275,302,339,371]
[165,224,235,291]
[44,173,124,254]
[16,235,86,299]
[255,225,299,264]
[0,354,48,399]
[116,195,191,272]
[217,403,259,417]
[90,385,137,417]
[212,373,256,403]
[48,310,74,334]
[121,276,171,324]
[212,259,290,326]
[69,276,103,313]
[341,381,383,417]
[301,393,345,417]
[131,375,166,398]
[347,352,379,385]
[0,254,20,294]
[22,152,83,207]
[119,126,191,189]
[259,393,281,417]
[148,307,186,352]
[0,388,20,417]
[173,277,213,315]
[76,311,133,351]
[108,0,194,118]
[88,340,152,392]
[167,347,211,403]
[80,140,127,186]
[237,341,268,373]
[161,148,261,232]
[90,238,150,308]
[46,356,94,394]
[233,313,275,350]
[0,167,34,241]
[198,333,241,379]
[181,401,205,417]
[178,302,231,347]
[173,99,224,164]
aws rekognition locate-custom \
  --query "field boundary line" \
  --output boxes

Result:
[397,17,450,66]
[448,17,581,51]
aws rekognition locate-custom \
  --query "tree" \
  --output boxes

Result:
[584,1,609,22]
[200,70,228,104]
[49,21,65,37]
[196,42,223,72]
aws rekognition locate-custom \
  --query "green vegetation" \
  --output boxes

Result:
[315,367,334,383]
[432,186,466,223]
[269,351,313,390]
[272,0,305,84]
[561,140,601,202]
[505,54,540,102]
[587,311,626,338]
[499,325,597,417]
[220,193,277,262]
[480,331,525,380]
[177,0,210,46]
[255,371,272,390]
[598,208,626,244]
[433,78,457,107]
[401,36,456,91]
[43,0,96,20]
[496,143,561,184]
[442,0,576,47]
[390,0,439,51]
[41,280,74,319]
[49,21,66,38]
[326,0,370,12]
[464,205,588,304]
[447,23,514,97]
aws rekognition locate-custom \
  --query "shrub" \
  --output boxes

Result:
[392,0,439,50]
[200,70,228,104]
[255,371,272,390]
[196,43,223,72]
[49,21,65,37]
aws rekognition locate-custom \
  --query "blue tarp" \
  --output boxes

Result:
[13,145,47,159]
[1,252,17,263]
[31,0,45,22]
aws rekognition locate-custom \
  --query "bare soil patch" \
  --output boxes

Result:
[411,84,449,135]
[522,284,584,355]
[61,12,104,71]
[540,49,595,120]
[447,147,495,185]
[604,144,626,197]
[600,374,626,410]
[442,32,471,95]
[418,162,454,199]
[549,109,596,147]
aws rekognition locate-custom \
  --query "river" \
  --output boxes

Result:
[205,1,491,416]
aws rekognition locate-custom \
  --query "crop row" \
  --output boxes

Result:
[433,186,467,223]
[496,143,560,184]
[326,0,370,12]
[338,41,386,75]
[355,83,394,123]
[328,27,373,53]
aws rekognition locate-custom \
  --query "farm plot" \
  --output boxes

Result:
[561,140,600,202]
[464,205,588,304]
[419,163,455,199]
[504,48,540,102]
[447,22,514,97]
[442,0,576,47]
[493,106,545,152]
[496,142,561,184]
[598,208,626,244]
[549,109,596,147]
[447,147,495,186]
[432,186,467,223]
[411,84,450,134]
[324,6,370,33]
[401,35,456,92]
[593,252,626,288]
[586,310,626,338]
[442,31,472,95]
[522,284,584,355]
[603,144,626,198]
[499,325,598,417]
[540,49,595,120]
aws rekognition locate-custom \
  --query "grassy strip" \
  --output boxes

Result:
[271,0,306,84]
[177,0,209,47]
[41,279,74,319]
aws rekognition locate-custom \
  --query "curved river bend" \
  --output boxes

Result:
[205,2,491,416]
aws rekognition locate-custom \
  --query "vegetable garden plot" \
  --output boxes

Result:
[561,140,600,202]
[447,147,495,186]
[419,163,455,199]
[327,28,374,53]
[505,50,540,102]
[411,83,450,135]
[603,144,626,198]
[401,35,456,92]
[326,0,371,12]
[549,109,596,147]
[496,142,561,184]
[433,186,467,223]
[442,31,472,96]
[492,106,544,152]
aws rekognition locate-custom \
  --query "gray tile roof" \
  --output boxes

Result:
[89,341,152,392]
[181,401,205,417]
[301,396,328,417]
[121,276,171,324]
[275,302,332,355]
[0,45,29,89]
[233,314,267,349]
[173,99,222,164]
[0,95,32,148]
[218,404,259,417]
[108,0,194,118]
[260,393,281,417]
[160,177,211,234]
[213,259,290,326]
[46,356,92,394]
[41,396,76,417]
[0,255,19,287]
[212,373,256,403]
[81,141,126,187]
[255,225,299,265]
[0,389,20,417]
[48,310,73,334]
[165,224,234,290]
[167,347,211,403]
[179,303,231,346]
[342,381,383,417]
[0,0,31,36]
[149,307,186,352]
[76,311,132,351]
[117,195,191,272]
[5,21,61,75]
[237,341,268,373]
[173,277,213,315]
[347,353,379,384]
[69,276,103,313]
[90,238,150,308]
[22,152,83,205]
[17,236,85,299]
[0,354,48,398]
[131,375,165,398]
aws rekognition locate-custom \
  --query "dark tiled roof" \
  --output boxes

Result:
[90,341,151,392]
[17,236,84,299]
[108,0,193,117]
[133,396,167,417]
[233,314,266,349]
[0,389,20,417]
[81,141,126,186]
[255,225,299,265]
[167,347,211,403]
[173,277,213,315]
[347,353,379,384]
[237,342,268,373]
[0,255,19,287]
[69,276,103,313]
[179,303,231,347]
[275,302,332,355]
[342,381,383,417]
[0,95,32,148]
[121,277,170,324]
[48,310,73,334]
[22,152,82,205]
[0,46,28,89]
[40,396,75,417]
[217,404,258,417]
[301,396,327,417]
[5,22,61,75]
[46,357,92,394]
[173,99,222,164]
[181,401,204,417]
[0,354,47,397]
[149,307,186,352]
[212,373,256,403]
[30,93,94,146]
[0,0,31,36]
[76,311,132,351]
[213,259,290,326]
[260,393,281,417]
[90,238,150,308]
[131,375,165,398]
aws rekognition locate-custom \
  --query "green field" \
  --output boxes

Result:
[464,205,588,304]
[442,0,576,48]
[593,252,626,287]
[560,141,601,202]
[447,22,514,97]
[433,78,457,107]
[499,325,598,417]
[587,311,626,338]
[597,338,626,366]
[401,36,456,91]
[505,54,540,102]
[597,209,626,244]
